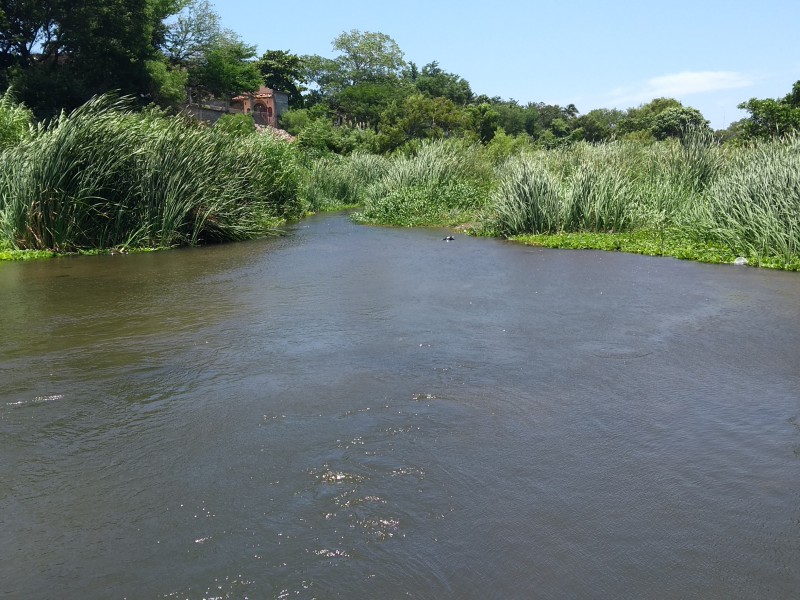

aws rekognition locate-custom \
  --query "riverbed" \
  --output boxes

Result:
[1,212,799,599]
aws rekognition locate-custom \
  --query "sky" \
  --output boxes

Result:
[212,0,800,130]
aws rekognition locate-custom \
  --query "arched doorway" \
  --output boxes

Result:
[253,103,274,126]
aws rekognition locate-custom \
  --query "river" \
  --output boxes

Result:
[1,212,799,599]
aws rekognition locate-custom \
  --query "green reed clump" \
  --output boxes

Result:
[488,129,728,239]
[700,134,800,265]
[302,152,387,211]
[354,139,492,226]
[489,155,564,235]
[0,89,33,150]
[0,94,302,251]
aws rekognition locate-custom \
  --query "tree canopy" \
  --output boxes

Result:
[738,81,800,138]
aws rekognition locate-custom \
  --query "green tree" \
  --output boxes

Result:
[573,108,625,142]
[651,105,710,140]
[299,53,345,103]
[332,29,406,84]
[619,97,682,135]
[467,102,500,142]
[192,34,261,101]
[378,93,470,151]
[162,0,221,65]
[738,81,800,138]
[336,81,410,129]
[412,61,472,105]
[257,49,305,106]
[3,0,185,116]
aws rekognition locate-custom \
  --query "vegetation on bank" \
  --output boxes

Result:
[304,129,800,270]
[0,93,303,254]
[1,87,798,271]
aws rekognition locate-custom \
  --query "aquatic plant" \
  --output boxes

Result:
[0,89,34,150]
[301,152,387,211]
[701,133,800,266]
[354,138,491,226]
[0,94,302,251]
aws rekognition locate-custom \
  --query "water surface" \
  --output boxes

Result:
[1,213,799,599]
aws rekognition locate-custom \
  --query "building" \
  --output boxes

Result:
[230,86,290,127]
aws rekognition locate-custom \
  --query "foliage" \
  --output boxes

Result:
[301,152,387,211]
[3,0,184,117]
[377,94,473,151]
[332,29,406,85]
[192,34,262,100]
[652,106,710,140]
[162,0,222,65]
[215,113,255,137]
[738,80,800,138]
[573,108,625,142]
[701,133,800,264]
[354,139,491,226]
[0,88,33,150]
[258,50,306,106]
[481,129,799,268]
[489,155,564,235]
[336,81,410,129]
[409,61,473,105]
[0,94,302,252]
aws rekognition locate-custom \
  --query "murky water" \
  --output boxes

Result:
[1,212,799,599]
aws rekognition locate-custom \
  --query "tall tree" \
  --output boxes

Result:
[192,34,261,101]
[332,29,406,85]
[257,50,305,106]
[412,61,472,105]
[2,0,185,116]
[162,0,221,65]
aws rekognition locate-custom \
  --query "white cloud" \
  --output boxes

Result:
[608,71,753,106]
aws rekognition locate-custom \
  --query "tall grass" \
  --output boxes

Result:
[354,139,492,226]
[486,128,799,267]
[701,134,800,264]
[0,95,302,251]
[301,152,387,211]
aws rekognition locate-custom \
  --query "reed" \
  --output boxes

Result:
[0,89,33,150]
[701,134,800,265]
[0,95,302,251]
[301,152,387,211]
[354,139,491,226]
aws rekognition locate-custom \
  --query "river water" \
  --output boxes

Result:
[1,212,799,599]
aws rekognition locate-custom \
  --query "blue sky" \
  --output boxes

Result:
[213,0,799,129]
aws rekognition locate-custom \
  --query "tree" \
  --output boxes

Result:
[299,53,345,103]
[192,34,261,101]
[3,0,185,116]
[738,80,800,138]
[467,102,500,142]
[257,50,305,106]
[335,81,409,128]
[573,108,625,142]
[412,61,472,105]
[377,93,470,151]
[651,105,710,140]
[162,0,221,65]
[332,29,406,85]
[619,97,682,135]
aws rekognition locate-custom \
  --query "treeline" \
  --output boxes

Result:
[2,1,799,149]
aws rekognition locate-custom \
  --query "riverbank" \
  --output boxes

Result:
[508,229,800,270]
[2,94,798,270]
